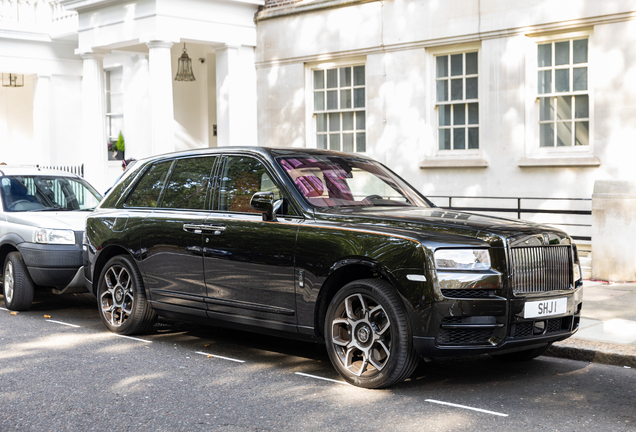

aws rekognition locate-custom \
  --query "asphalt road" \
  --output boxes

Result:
[1,290,634,432]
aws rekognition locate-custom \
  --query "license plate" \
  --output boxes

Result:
[524,297,567,319]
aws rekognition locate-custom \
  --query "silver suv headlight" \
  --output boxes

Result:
[34,228,75,245]
[435,249,491,270]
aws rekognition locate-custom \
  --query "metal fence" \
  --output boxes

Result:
[37,164,84,178]
[426,195,592,243]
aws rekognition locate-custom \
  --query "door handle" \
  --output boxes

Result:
[183,224,226,235]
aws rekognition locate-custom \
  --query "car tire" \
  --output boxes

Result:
[489,343,552,362]
[2,252,35,311]
[324,278,419,389]
[97,255,157,335]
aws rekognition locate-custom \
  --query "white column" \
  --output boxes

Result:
[146,41,175,156]
[216,45,257,147]
[32,74,51,165]
[80,52,108,194]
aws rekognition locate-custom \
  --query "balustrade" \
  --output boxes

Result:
[0,0,77,35]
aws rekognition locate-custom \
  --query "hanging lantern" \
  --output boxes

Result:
[2,73,24,87]
[175,43,196,82]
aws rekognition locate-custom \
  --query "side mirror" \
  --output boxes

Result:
[250,192,283,221]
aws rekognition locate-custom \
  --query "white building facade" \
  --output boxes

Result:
[1,0,636,278]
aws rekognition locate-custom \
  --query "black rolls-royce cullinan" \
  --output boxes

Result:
[83,147,583,388]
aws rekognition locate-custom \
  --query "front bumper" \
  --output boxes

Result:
[18,242,84,289]
[412,286,583,358]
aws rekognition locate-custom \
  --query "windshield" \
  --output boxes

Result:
[278,156,430,209]
[0,176,102,212]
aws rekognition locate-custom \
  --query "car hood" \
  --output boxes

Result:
[317,206,570,247]
[6,211,91,231]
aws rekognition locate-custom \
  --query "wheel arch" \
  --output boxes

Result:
[314,258,409,338]
[0,242,20,274]
[92,245,136,296]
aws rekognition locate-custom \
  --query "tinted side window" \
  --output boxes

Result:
[127,161,172,208]
[161,156,217,210]
[219,156,281,213]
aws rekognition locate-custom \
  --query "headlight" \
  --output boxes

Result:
[435,249,491,270]
[34,228,76,245]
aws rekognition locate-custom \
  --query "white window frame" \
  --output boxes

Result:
[427,43,483,159]
[105,66,124,143]
[305,57,367,154]
[525,29,594,157]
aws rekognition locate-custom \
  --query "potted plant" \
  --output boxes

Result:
[107,132,125,161]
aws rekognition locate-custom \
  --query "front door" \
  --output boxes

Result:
[203,155,301,328]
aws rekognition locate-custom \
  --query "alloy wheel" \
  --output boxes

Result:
[4,261,14,303]
[100,265,134,327]
[330,293,392,377]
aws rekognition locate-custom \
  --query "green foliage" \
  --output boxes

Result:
[116,131,125,152]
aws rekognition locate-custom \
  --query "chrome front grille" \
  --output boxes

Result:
[509,246,572,294]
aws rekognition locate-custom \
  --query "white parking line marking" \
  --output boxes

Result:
[46,320,80,328]
[295,372,352,386]
[426,399,509,417]
[0,307,9,311]
[112,334,153,343]
[196,351,245,363]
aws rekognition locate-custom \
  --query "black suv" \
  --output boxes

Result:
[84,147,583,388]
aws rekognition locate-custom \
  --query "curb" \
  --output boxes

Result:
[546,338,636,368]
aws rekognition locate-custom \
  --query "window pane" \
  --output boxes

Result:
[329,134,340,151]
[453,104,465,125]
[439,105,451,126]
[573,67,587,91]
[314,70,324,90]
[436,55,448,78]
[575,95,589,118]
[340,67,352,87]
[340,89,352,109]
[327,69,337,88]
[353,66,365,86]
[356,111,366,130]
[540,97,554,121]
[356,132,366,152]
[343,133,354,152]
[327,90,338,110]
[317,113,328,132]
[540,123,554,147]
[314,91,325,111]
[354,88,365,108]
[556,96,572,120]
[162,157,216,210]
[439,129,450,150]
[329,112,340,131]
[538,43,552,67]
[555,41,570,66]
[317,134,327,149]
[468,103,479,124]
[573,39,588,64]
[468,127,479,149]
[436,80,448,102]
[555,69,569,92]
[466,77,478,99]
[342,112,354,130]
[453,128,466,149]
[538,70,552,94]
[466,52,478,75]
[451,79,463,100]
[557,121,573,146]
[575,121,589,146]
[127,161,172,208]
[451,54,463,76]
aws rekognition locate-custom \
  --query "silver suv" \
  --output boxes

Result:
[0,166,102,310]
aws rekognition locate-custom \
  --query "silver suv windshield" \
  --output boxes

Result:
[0,176,102,212]
[278,156,431,209]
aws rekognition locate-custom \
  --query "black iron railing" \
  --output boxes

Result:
[427,195,592,242]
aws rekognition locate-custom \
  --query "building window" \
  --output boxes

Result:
[435,52,479,150]
[313,65,366,153]
[105,67,124,143]
[537,38,589,147]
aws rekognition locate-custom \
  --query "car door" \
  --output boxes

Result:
[137,156,219,312]
[203,154,302,329]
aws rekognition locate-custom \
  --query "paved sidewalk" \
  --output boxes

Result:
[546,280,636,368]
